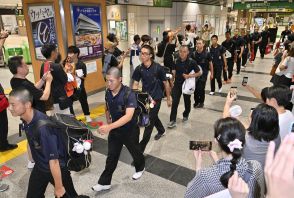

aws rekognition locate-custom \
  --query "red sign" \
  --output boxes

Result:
[0,165,14,179]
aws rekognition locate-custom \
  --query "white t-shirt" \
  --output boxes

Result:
[279,110,294,140]
[185,32,197,48]
[280,56,294,78]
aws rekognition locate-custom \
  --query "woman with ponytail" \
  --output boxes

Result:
[185,117,265,198]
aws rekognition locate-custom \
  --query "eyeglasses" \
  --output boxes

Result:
[141,52,150,56]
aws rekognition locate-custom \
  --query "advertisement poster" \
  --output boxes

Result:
[71,5,103,60]
[28,5,57,60]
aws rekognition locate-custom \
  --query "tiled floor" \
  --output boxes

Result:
[0,37,275,197]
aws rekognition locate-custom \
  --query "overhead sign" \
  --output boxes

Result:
[234,2,294,10]
[116,0,172,8]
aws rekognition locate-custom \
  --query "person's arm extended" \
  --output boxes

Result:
[49,159,65,197]
[278,56,288,71]
[223,53,227,70]
[108,108,135,130]
[117,56,126,69]
[105,106,112,124]
[239,46,244,58]
[132,80,139,90]
[223,92,236,118]
[39,80,52,100]
[35,79,45,89]
[209,61,214,79]
[245,85,262,100]
[163,80,172,107]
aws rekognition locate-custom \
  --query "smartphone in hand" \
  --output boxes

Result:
[189,141,212,151]
[242,77,248,86]
[230,86,237,101]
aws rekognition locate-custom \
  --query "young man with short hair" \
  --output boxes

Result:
[266,85,294,140]
[232,28,244,75]
[92,67,145,192]
[8,88,88,198]
[222,31,236,83]
[209,35,227,95]
[132,45,172,150]
[68,46,92,122]
[168,45,202,128]
[40,44,70,114]
[192,39,214,108]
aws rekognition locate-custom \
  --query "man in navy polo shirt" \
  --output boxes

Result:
[209,35,227,95]
[132,45,172,152]
[192,39,214,108]
[8,88,88,198]
[168,45,202,128]
[92,67,145,192]
[232,28,244,75]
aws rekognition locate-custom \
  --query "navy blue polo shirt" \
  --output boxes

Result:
[210,44,226,68]
[192,50,212,77]
[23,110,67,172]
[105,85,137,129]
[132,62,167,100]
[232,36,244,51]
[222,39,236,59]
[251,32,261,42]
[173,58,200,85]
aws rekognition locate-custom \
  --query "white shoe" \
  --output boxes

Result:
[132,168,145,180]
[241,66,245,69]
[91,184,111,192]
[209,92,215,95]
[85,115,92,123]
[218,88,222,93]
[27,161,35,169]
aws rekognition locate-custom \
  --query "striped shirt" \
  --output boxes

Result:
[185,157,265,198]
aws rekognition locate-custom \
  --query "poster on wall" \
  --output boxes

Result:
[71,4,103,60]
[28,5,58,60]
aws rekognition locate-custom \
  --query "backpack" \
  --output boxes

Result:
[105,87,151,127]
[30,113,94,172]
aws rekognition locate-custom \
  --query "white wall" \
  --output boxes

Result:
[126,2,227,36]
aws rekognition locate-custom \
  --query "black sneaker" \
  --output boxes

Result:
[0,144,18,152]
[193,103,199,108]
[195,103,204,108]
[154,132,166,140]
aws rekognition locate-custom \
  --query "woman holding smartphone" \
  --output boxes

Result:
[185,117,265,198]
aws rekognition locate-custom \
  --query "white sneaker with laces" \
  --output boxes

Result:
[209,92,215,95]
[91,184,111,192]
[27,161,35,169]
[218,88,222,93]
[132,168,145,180]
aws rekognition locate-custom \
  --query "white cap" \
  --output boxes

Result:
[229,105,242,118]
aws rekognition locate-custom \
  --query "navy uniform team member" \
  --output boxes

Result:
[92,67,145,192]
[232,28,244,75]
[209,35,227,95]
[132,45,172,151]
[192,39,214,108]
[8,88,88,198]
[251,27,262,62]
[260,26,271,59]
[168,45,202,129]
[240,28,251,69]
[222,31,236,84]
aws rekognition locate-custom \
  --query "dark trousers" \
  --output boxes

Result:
[253,44,259,61]
[170,83,191,122]
[211,68,222,92]
[242,49,249,66]
[260,43,267,58]
[194,78,207,105]
[236,52,241,74]
[98,127,145,185]
[139,100,165,152]
[26,167,78,198]
[78,85,90,116]
[0,109,8,148]
[223,58,234,81]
